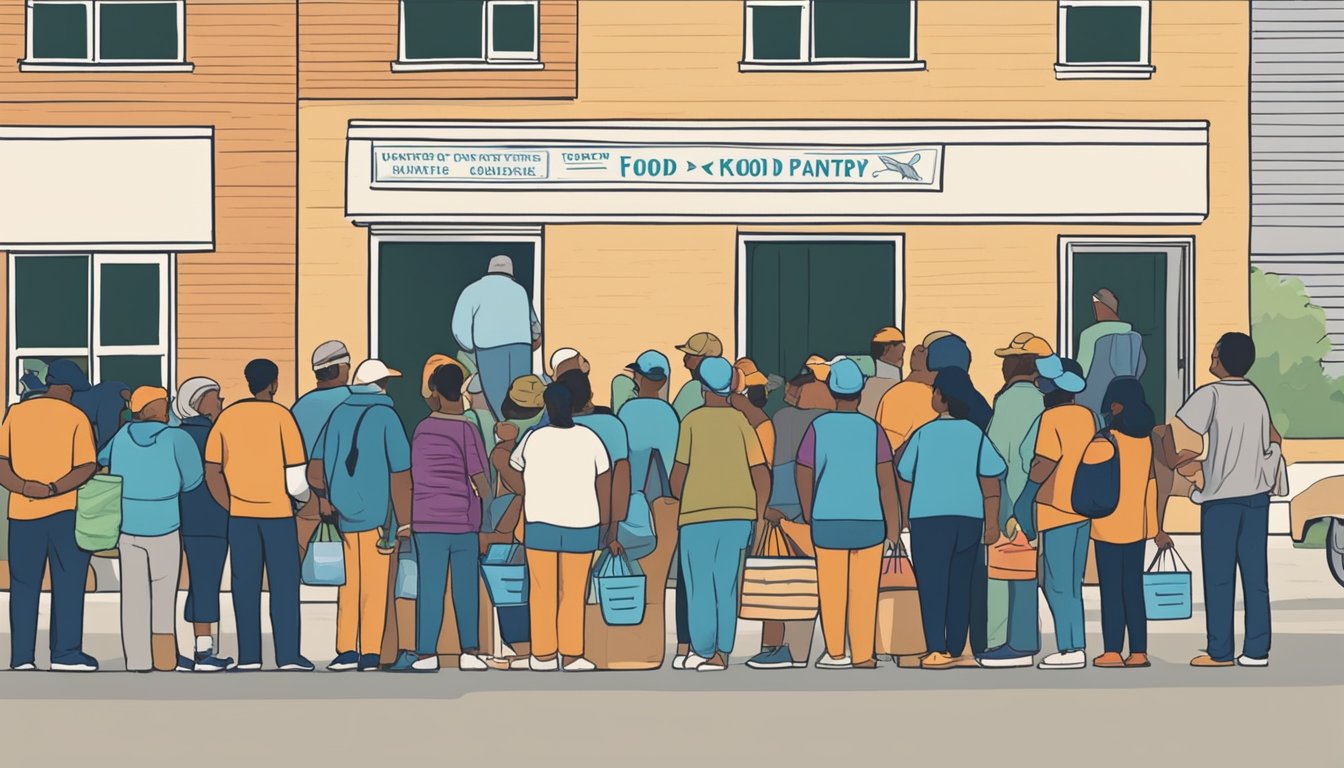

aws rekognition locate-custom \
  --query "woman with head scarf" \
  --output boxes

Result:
[171,377,233,671]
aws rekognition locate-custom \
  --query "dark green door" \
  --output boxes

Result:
[1070,251,1168,419]
[377,240,536,432]
[746,240,898,413]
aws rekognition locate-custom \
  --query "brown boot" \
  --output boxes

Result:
[1124,653,1151,668]
[1190,654,1233,668]
[151,634,179,672]
[1093,652,1126,668]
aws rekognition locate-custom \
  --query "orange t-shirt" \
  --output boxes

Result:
[0,398,97,520]
[754,420,776,468]
[875,380,936,452]
[1089,433,1159,544]
[204,400,306,519]
[1033,403,1097,532]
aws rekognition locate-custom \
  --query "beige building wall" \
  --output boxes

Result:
[299,0,1248,398]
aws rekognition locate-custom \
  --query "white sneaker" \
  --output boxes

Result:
[683,653,710,670]
[1237,655,1269,668]
[696,658,727,672]
[529,656,560,672]
[815,654,853,670]
[412,655,441,671]
[672,654,688,670]
[10,663,35,672]
[458,653,487,671]
[1038,651,1086,670]
[562,657,596,672]
[508,657,531,670]
[50,661,98,673]
[231,662,262,672]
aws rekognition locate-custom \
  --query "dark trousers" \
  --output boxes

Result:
[969,544,989,656]
[910,516,982,657]
[498,605,530,647]
[413,532,480,655]
[1094,539,1147,654]
[1201,494,1272,661]
[8,511,90,666]
[182,534,228,625]
[229,517,302,666]
[675,545,690,645]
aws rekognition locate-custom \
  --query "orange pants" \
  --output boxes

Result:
[336,530,391,655]
[815,544,883,665]
[526,549,590,659]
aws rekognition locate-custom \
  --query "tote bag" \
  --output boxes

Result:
[75,474,123,553]
[1144,547,1193,621]
[301,522,346,586]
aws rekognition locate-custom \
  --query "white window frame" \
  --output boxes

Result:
[393,0,544,72]
[1055,0,1155,80]
[735,233,906,362]
[21,0,192,73]
[741,0,925,72]
[8,252,175,404]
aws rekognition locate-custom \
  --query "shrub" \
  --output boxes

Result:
[1249,268,1344,437]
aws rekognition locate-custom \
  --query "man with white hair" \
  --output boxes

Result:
[452,255,542,420]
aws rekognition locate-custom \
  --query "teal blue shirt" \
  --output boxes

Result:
[292,386,351,457]
[797,412,894,549]
[312,386,411,533]
[617,397,679,496]
[897,417,1007,520]
[574,412,630,463]
[98,422,203,537]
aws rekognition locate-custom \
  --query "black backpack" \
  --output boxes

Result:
[1070,430,1121,519]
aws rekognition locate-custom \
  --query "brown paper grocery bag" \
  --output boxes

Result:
[875,589,925,658]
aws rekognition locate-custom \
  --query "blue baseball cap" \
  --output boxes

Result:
[627,350,670,381]
[828,358,865,396]
[45,359,91,392]
[1036,355,1086,394]
[698,357,734,396]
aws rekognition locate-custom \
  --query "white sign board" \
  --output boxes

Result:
[371,143,943,190]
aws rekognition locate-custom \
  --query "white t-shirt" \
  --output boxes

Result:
[1175,379,1280,502]
[509,425,611,528]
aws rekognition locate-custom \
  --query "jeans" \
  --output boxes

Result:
[182,535,227,624]
[474,343,532,420]
[118,531,181,671]
[498,605,530,647]
[414,532,480,656]
[909,516,981,657]
[1094,539,1147,655]
[1201,493,1271,661]
[8,511,90,666]
[680,520,752,659]
[229,516,303,666]
[1041,521,1091,653]
[988,577,1041,654]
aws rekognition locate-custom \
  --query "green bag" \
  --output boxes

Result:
[75,474,123,553]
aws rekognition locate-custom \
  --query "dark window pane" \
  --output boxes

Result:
[99,355,162,389]
[15,256,89,349]
[751,5,804,61]
[31,2,89,60]
[99,263,160,346]
[16,356,90,398]
[492,3,535,54]
[1065,5,1143,63]
[404,0,484,60]
[814,0,913,59]
[99,2,179,61]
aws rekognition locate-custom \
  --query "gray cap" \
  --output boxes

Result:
[312,340,351,370]
[488,255,514,276]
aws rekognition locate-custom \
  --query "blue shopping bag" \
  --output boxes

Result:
[1144,547,1192,621]
[481,543,529,607]
[301,523,346,587]
[394,537,418,600]
[593,551,646,626]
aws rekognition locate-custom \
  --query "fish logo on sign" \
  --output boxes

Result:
[874,153,922,181]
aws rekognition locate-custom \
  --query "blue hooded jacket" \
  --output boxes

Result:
[177,415,230,538]
[98,421,204,537]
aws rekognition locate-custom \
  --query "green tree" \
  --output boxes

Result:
[1249,268,1344,437]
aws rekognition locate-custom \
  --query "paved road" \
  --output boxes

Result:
[0,537,1339,763]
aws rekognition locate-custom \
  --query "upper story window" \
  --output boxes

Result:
[21,0,191,72]
[394,0,543,72]
[1055,0,1154,80]
[741,0,924,72]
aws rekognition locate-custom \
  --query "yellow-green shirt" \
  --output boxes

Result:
[674,406,765,526]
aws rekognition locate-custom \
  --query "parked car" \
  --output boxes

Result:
[1285,464,1344,588]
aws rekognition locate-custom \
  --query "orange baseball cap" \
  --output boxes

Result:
[803,355,831,381]
[421,354,464,398]
[995,332,1054,358]
[129,386,169,414]
[872,327,905,344]
[733,357,769,389]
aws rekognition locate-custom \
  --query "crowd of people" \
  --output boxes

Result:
[0,256,1285,673]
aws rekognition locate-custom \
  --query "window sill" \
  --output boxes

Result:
[19,60,195,73]
[1054,63,1154,80]
[390,60,544,73]
[739,60,926,73]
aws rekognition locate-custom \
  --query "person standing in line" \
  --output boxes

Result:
[617,350,679,563]
[746,363,832,671]
[452,255,542,420]
[204,359,314,672]
[0,359,101,672]
[798,359,901,670]
[897,367,1005,670]
[875,332,942,454]
[672,332,723,421]
[173,376,235,671]
[732,358,776,468]
[1077,289,1135,378]
[99,387,202,673]
[308,360,413,673]
[1090,377,1170,669]
[559,370,632,558]
[1014,355,1092,671]
[292,341,353,558]
[389,361,492,673]
[861,327,906,419]
[1159,333,1281,668]
[977,333,1051,668]
[509,384,610,672]
[670,357,771,672]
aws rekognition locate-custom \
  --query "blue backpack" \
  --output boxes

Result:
[1070,430,1121,519]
